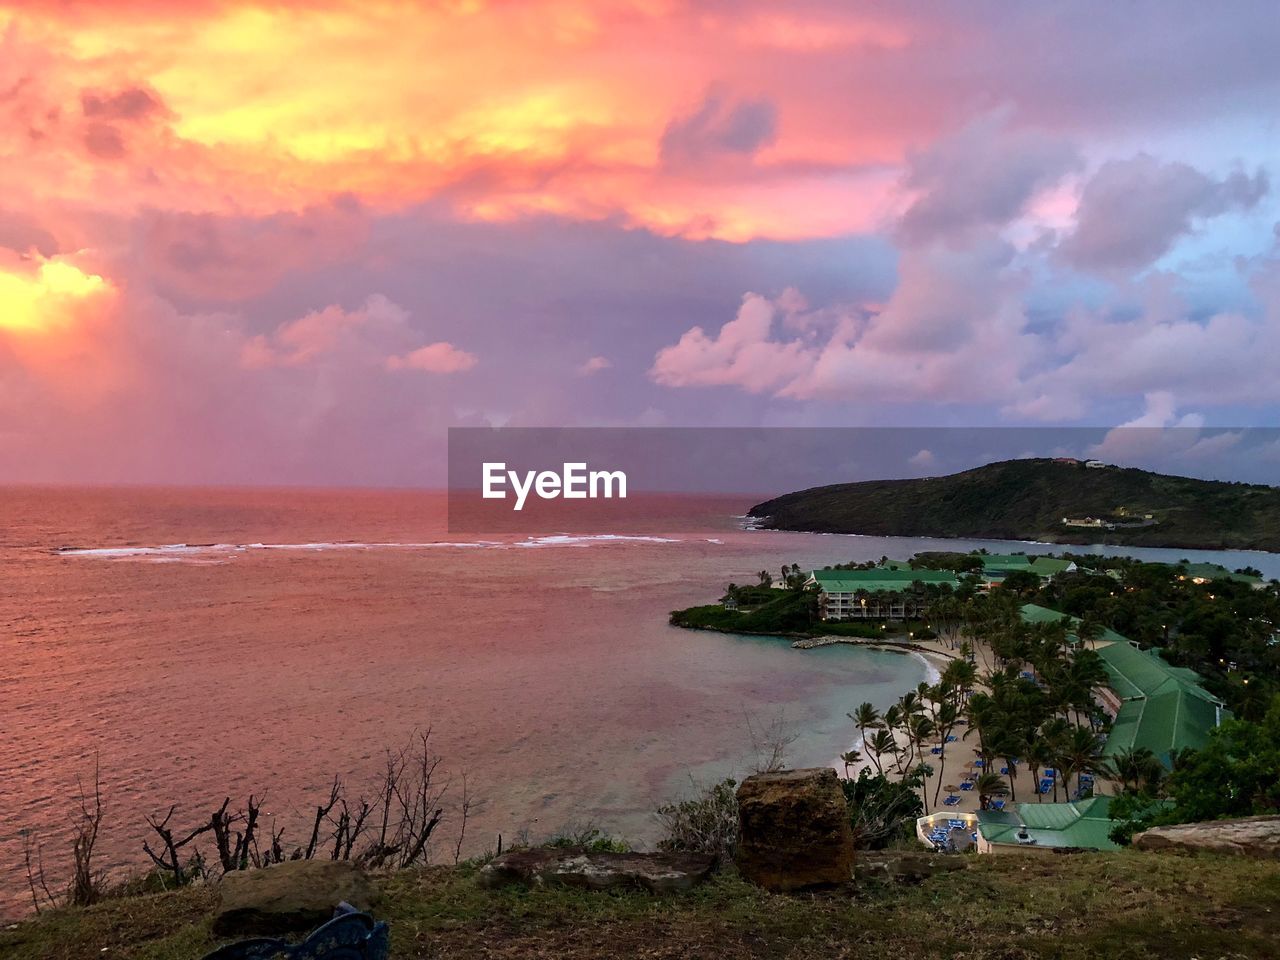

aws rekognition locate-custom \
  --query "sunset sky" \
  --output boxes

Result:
[2,1,1279,484]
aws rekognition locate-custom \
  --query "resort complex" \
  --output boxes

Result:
[806,555,1076,622]
[683,547,1274,862]
[804,568,959,620]
[798,552,1241,856]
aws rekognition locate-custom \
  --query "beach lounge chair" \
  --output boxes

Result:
[990,799,1006,811]
[943,795,960,806]
[930,746,943,754]
[974,759,985,767]
[959,781,974,791]
[945,735,959,742]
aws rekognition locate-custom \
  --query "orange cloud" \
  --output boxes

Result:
[1,1,922,240]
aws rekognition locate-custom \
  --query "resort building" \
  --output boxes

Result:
[805,568,959,621]
[978,554,1077,588]
[1095,639,1228,770]
[974,797,1120,854]
[980,554,1077,576]
[1019,603,1129,644]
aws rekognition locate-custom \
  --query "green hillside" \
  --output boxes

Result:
[747,458,1280,551]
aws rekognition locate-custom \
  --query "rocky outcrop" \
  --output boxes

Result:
[479,848,716,894]
[735,768,855,891]
[1132,815,1280,859]
[212,860,380,936]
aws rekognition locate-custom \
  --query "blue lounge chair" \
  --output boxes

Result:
[943,795,960,806]
[945,735,959,743]
[974,759,985,768]
[990,799,1006,811]
[1044,768,1056,777]
[959,781,974,791]
[930,746,943,754]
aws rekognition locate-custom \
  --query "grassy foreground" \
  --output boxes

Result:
[4,851,1280,960]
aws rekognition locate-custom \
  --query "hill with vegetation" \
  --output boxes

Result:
[748,458,1280,551]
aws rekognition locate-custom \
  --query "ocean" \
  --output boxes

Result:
[3,486,1277,916]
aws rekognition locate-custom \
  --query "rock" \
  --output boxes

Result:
[212,860,380,936]
[853,851,967,884]
[1132,815,1280,859]
[735,768,855,892]
[478,847,715,893]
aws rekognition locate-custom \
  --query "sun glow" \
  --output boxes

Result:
[0,259,110,334]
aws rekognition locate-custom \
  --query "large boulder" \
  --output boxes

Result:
[1132,815,1280,859]
[479,847,715,894]
[212,860,380,936]
[735,768,855,891]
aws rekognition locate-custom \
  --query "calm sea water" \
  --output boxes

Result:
[2,487,1277,916]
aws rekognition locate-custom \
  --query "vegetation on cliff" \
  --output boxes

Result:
[747,458,1280,551]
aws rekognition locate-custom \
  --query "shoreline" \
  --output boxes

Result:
[818,632,994,817]
[744,522,1280,557]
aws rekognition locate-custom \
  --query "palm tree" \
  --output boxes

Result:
[942,658,978,707]
[866,729,897,776]
[841,749,863,779]
[848,702,881,753]
[906,713,936,810]
[1104,747,1164,795]
[1057,727,1102,799]
[974,771,1007,811]
[931,701,961,806]
[1026,739,1054,802]
[995,732,1026,802]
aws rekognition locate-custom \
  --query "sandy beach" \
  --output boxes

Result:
[814,632,1006,816]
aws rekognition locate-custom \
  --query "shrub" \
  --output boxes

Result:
[655,778,739,861]
[545,825,630,853]
[841,769,924,849]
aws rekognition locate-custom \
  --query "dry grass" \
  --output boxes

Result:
[3,851,1279,960]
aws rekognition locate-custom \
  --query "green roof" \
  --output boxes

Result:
[1096,641,1226,765]
[977,797,1120,851]
[809,568,959,593]
[979,555,1075,576]
[979,554,1035,572]
[1026,556,1075,575]
[1178,563,1263,585]
[1019,604,1127,644]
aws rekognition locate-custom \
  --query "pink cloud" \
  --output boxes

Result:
[387,342,477,374]
[649,293,819,393]
[242,294,475,375]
